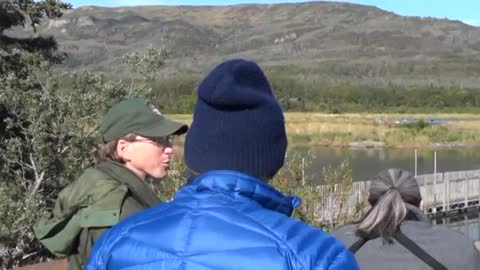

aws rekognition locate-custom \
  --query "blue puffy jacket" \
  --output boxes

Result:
[86,170,358,270]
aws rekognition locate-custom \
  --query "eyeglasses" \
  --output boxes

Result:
[132,136,174,147]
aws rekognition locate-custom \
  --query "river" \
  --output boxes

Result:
[304,146,480,182]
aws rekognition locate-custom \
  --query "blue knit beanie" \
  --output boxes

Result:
[185,59,287,178]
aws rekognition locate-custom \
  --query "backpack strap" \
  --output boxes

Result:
[349,237,369,254]
[349,230,447,270]
[393,230,447,270]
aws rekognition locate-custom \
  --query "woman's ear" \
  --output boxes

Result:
[116,139,131,162]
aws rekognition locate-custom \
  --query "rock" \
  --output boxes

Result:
[348,140,385,148]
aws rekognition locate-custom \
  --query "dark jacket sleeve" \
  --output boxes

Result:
[78,227,109,265]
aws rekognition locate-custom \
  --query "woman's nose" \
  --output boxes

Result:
[164,146,174,155]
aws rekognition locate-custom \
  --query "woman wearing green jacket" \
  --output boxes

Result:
[33,98,187,270]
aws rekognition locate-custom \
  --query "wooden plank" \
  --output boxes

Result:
[464,178,468,210]
[443,173,446,212]
[423,173,429,214]
[433,175,437,214]
[446,177,450,213]
[433,151,437,214]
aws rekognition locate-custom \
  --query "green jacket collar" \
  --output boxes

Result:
[96,161,160,208]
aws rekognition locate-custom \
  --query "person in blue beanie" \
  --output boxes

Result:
[85,59,359,270]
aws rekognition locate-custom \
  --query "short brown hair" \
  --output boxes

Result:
[94,133,137,163]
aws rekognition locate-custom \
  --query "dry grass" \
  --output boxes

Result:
[168,113,480,148]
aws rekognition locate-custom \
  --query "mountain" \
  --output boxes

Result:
[17,1,480,86]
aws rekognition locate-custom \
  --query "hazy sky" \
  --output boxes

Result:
[68,0,479,26]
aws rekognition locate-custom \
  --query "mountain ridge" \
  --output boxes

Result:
[22,1,480,86]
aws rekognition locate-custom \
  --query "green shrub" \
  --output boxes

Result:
[0,45,166,268]
[271,154,363,231]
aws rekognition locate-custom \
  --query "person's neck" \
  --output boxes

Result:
[123,162,146,180]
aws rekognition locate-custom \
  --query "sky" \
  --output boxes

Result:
[68,0,480,27]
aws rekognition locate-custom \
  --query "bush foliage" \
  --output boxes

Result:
[0,2,167,266]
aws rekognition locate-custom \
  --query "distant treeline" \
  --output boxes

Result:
[96,74,480,114]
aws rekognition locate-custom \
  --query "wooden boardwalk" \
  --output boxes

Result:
[316,169,480,222]
[417,169,480,216]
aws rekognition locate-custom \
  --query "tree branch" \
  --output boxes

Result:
[29,154,44,196]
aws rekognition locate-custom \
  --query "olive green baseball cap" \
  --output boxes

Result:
[100,97,188,142]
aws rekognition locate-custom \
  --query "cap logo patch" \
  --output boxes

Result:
[147,102,163,116]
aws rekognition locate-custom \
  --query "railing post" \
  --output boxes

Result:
[446,176,450,214]
[478,177,480,211]
[433,151,437,215]
[442,173,446,213]
[464,178,468,212]
[423,175,428,215]
[415,149,418,176]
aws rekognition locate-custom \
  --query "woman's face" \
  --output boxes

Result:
[117,135,174,180]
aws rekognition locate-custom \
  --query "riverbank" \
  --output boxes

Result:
[170,113,480,148]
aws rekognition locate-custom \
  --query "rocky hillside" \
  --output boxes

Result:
[13,1,480,85]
